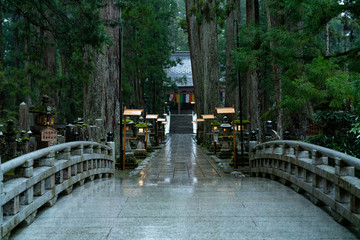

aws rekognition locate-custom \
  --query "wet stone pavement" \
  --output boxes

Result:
[10,134,359,240]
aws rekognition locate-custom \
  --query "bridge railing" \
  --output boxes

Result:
[250,140,360,227]
[0,141,115,239]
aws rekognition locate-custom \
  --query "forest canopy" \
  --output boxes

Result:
[1,0,360,156]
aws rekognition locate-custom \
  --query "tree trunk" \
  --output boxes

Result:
[325,23,330,56]
[186,0,204,118]
[43,28,58,109]
[246,0,262,139]
[266,0,283,138]
[186,0,219,117]
[84,1,120,147]
[201,0,220,114]
[225,0,241,111]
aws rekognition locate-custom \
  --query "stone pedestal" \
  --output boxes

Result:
[134,133,147,159]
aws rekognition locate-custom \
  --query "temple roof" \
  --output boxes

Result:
[165,51,193,87]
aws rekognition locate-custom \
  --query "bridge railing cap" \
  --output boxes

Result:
[255,140,360,170]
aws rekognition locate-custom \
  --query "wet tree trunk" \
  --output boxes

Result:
[84,1,120,146]
[225,0,242,111]
[325,23,330,56]
[43,28,58,109]
[202,1,220,114]
[122,24,145,110]
[246,0,262,138]
[186,0,204,118]
[185,0,220,117]
[266,0,283,138]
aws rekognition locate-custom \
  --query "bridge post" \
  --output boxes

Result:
[106,141,116,163]
[335,157,354,204]
[311,150,328,165]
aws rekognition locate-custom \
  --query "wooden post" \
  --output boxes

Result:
[123,107,126,170]
[213,117,216,155]
[145,120,148,152]
[233,105,237,169]
[156,120,159,146]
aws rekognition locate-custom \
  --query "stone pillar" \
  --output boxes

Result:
[335,157,353,204]
[106,141,116,163]
[95,119,104,141]
[19,102,29,131]
[66,124,74,142]
[265,120,272,142]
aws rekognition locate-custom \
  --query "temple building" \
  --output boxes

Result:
[165,51,225,114]
[165,51,194,114]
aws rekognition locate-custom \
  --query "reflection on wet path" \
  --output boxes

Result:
[139,134,224,179]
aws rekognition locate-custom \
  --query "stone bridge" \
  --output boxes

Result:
[0,141,115,240]
[1,135,360,239]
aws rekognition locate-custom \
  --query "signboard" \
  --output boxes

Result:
[202,114,215,120]
[216,107,235,114]
[41,127,58,142]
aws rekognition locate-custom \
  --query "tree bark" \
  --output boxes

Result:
[84,1,120,147]
[225,0,241,111]
[202,0,220,114]
[43,27,58,109]
[186,0,220,117]
[266,0,283,138]
[246,0,262,138]
[325,23,330,56]
[186,0,204,117]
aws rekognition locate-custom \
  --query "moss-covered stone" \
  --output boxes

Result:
[134,151,148,159]
[218,150,232,159]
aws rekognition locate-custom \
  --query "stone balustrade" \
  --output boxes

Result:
[250,140,360,227]
[0,141,115,239]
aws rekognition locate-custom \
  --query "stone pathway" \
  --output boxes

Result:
[9,134,359,240]
[139,134,224,179]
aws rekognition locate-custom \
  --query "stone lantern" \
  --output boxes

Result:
[135,117,146,153]
[235,119,248,154]
[220,116,232,153]
[145,122,154,152]
[38,106,54,126]
[30,95,58,149]
[122,107,144,169]
[123,117,137,168]
[123,117,134,151]
[212,117,220,144]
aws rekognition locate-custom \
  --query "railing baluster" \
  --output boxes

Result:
[39,151,55,167]
[312,150,328,165]
[351,196,360,214]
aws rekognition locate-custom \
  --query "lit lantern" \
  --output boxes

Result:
[125,117,134,132]
[221,123,231,135]
[236,123,244,132]
[137,117,146,135]
[220,116,231,136]
[38,106,54,126]
[219,116,232,151]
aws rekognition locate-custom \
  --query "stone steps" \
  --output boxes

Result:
[170,114,193,134]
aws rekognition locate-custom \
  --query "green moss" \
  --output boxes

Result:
[210,122,220,126]
[234,120,250,124]
[135,123,147,127]
[31,105,58,114]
